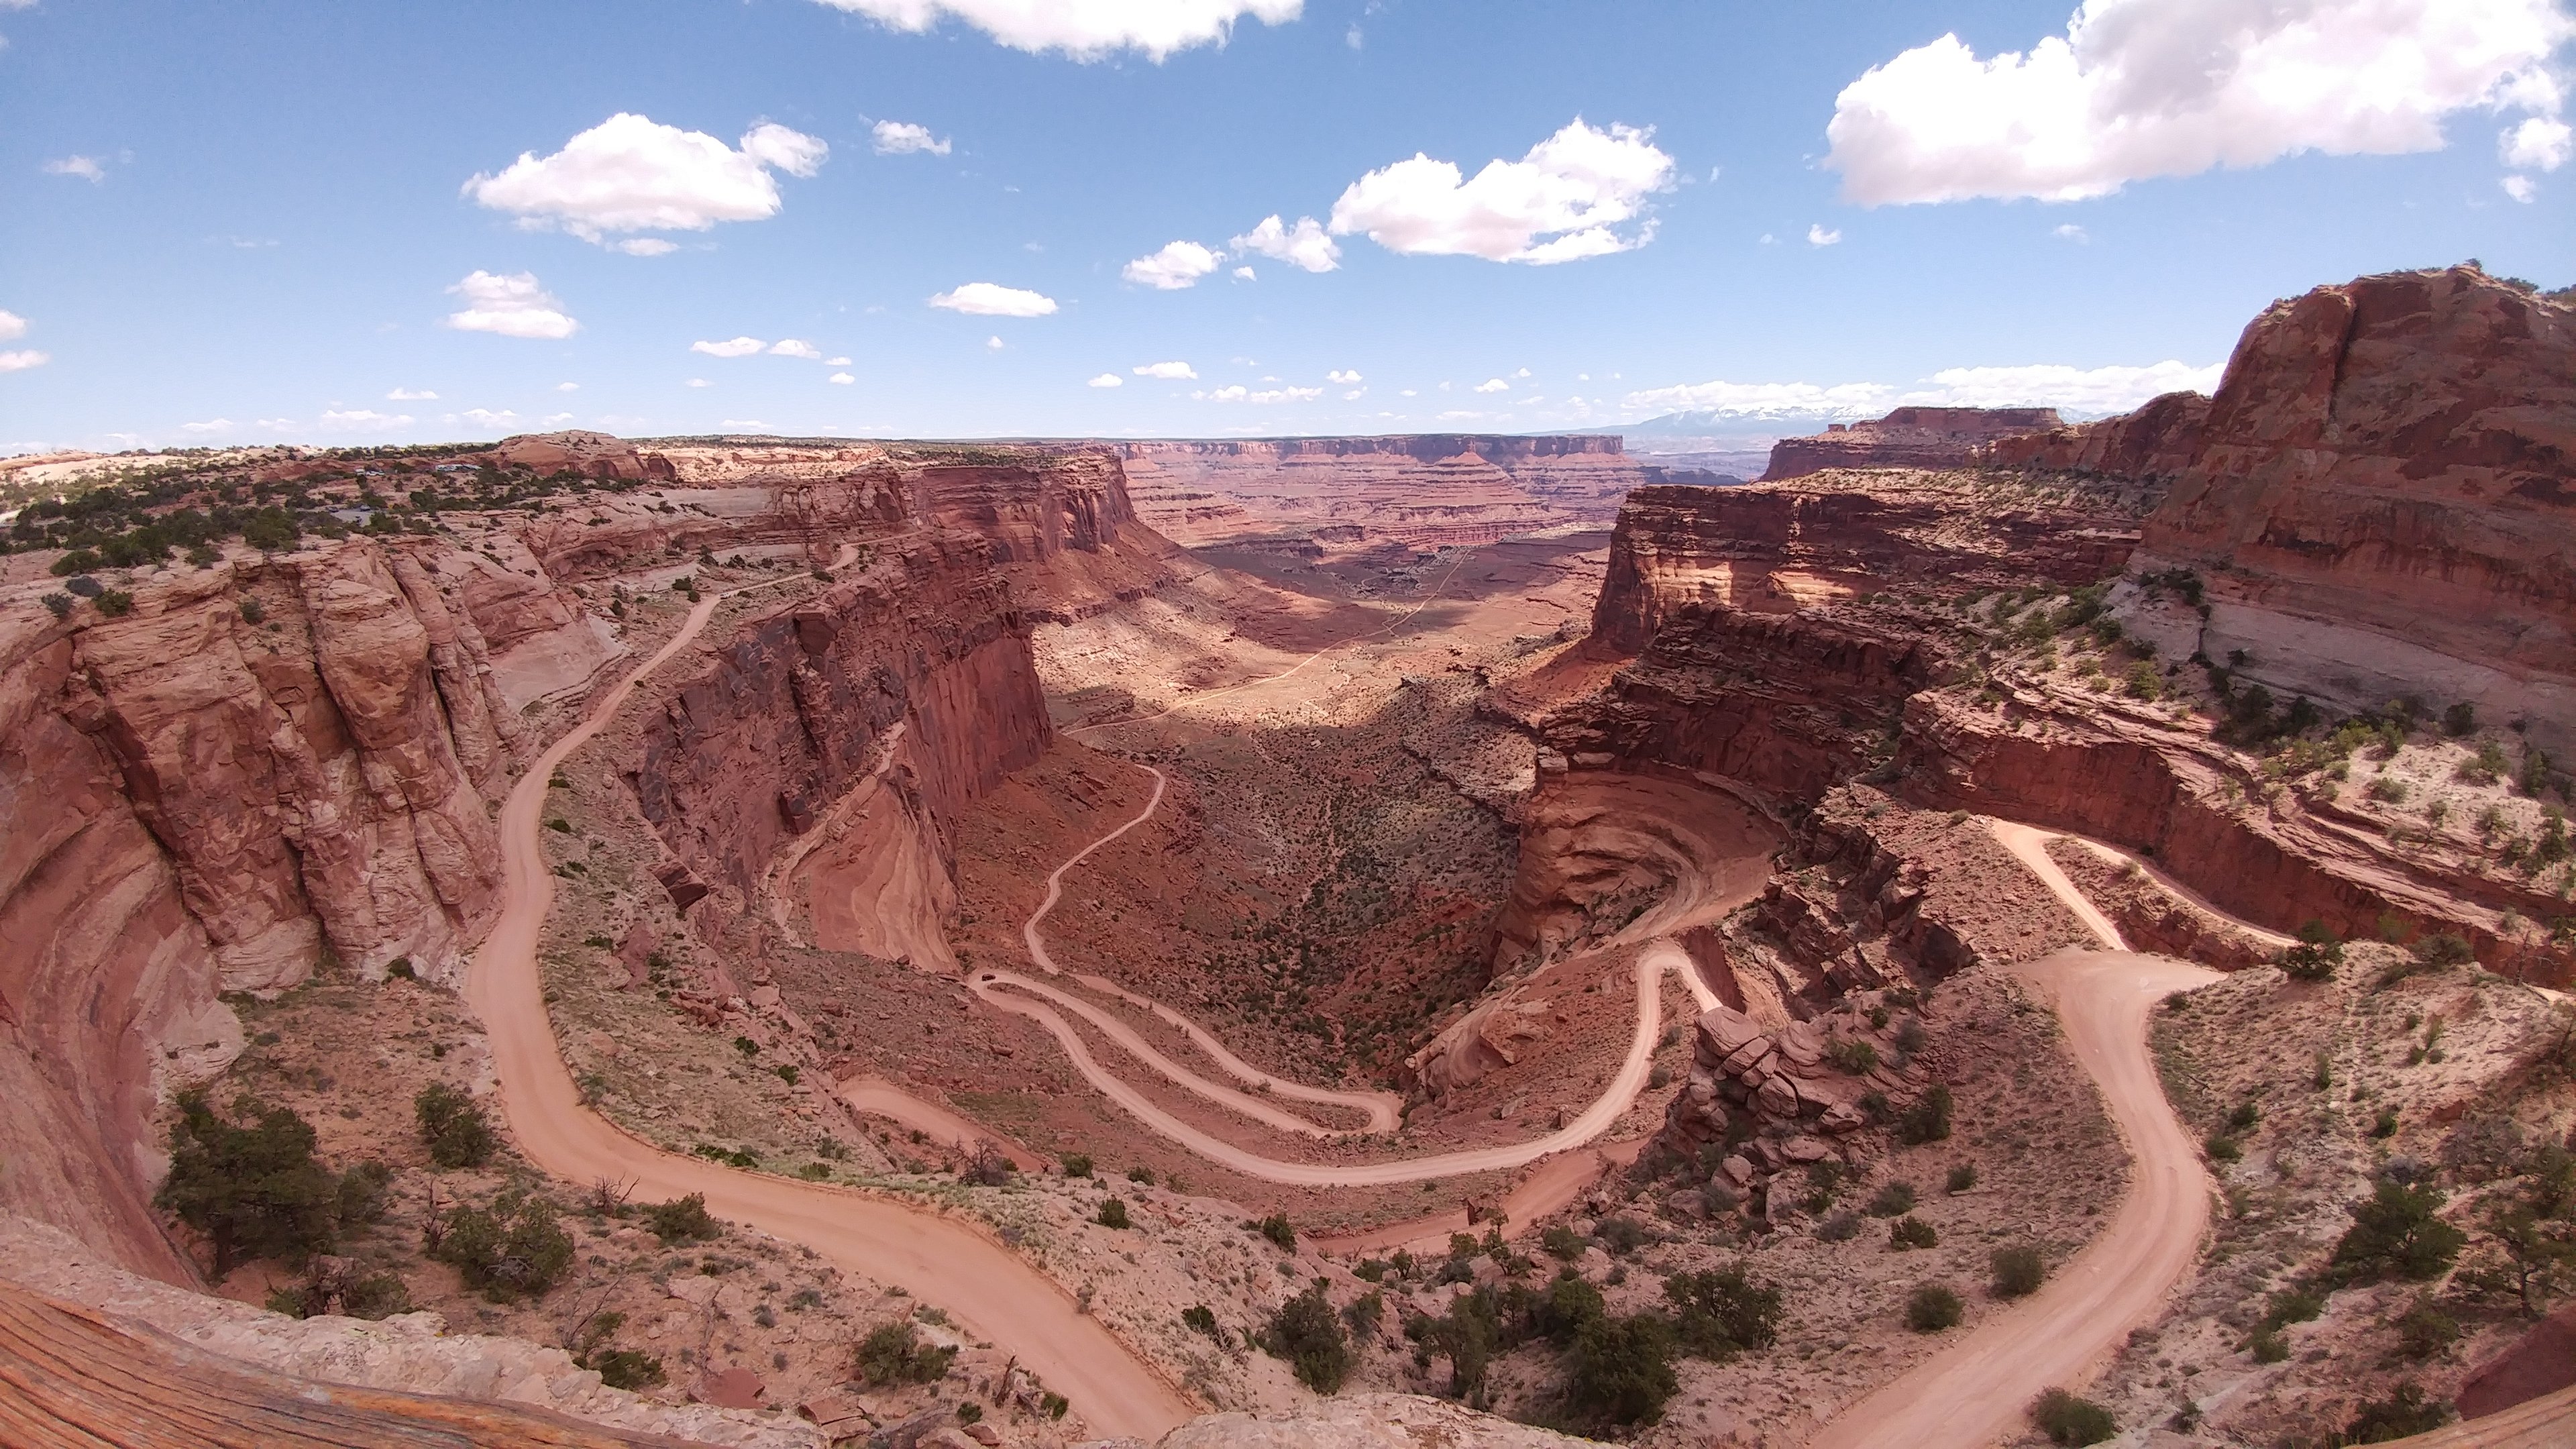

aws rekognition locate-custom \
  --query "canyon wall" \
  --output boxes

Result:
[1589,474,2149,655]
[1761,407,2062,482]
[1116,435,1650,549]
[1975,390,2210,478]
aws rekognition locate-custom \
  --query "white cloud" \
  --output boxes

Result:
[1328,118,1675,264]
[317,409,413,432]
[387,386,438,400]
[1342,388,1366,400]
[1827,0,2576,205]
[43,154,105,182]
[2504,115,2573,170]
[1231,214,1341,272]
[1233,264,1257,280]
[769,338,824,359]
[464,113,828,242]
[693,335,768,357]
[872,119,952,156]
[180,419,233,435]
[1122,239,1222,290]
[1399,388,1417,397]
[685,378,712,388]
[462,408,519,428]
[2054,223,2090,242]
[445,270,579,339]
[720,419,769,430]
[1088,372,1125,388]
[985,335,1006,350]
[930,282,1058,316]
[1194,383,1322,403]
[807,0,1301,61]
[1473,378,1509,393]
[1514,367,1531,378]
[1134,360,1197,380]
[1621,379,1898,419]
[544,412,576,423]
[1346,23,1362,49]
[1623,359,2223,422]
[826,355,851,366]
[830,371,856,384]
[557,381,580,391]
[1807,223,1842,246]
[614,237,680,257]
[0,310,24,341]
[2504,174,2539,201]
[1327,368,1362,384]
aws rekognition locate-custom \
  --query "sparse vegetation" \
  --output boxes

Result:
[1905,1283,1964,1332]
[854,1319,955,1386]
[1991,1245,2045,1298]
[155,1091,337,1279]
[413,1083,496,1169]
[1260,1281,1351,1393]
[2031,1387,2116,1446]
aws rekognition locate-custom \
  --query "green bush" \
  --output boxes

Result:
[1905,1283,1963,1332]
[1826,1038,1879,1075]
[1595,1215,1650,1256]
[2227,1100,2261,1132]
[2123,661,2161,701]
[586,1348,665,1390]
[1061,1152,1093,1178]
[1180,1304,1227,1345]
[1260,1283,1351,1393]
[2277,921,2345,981]
[430,1194,572,1302]
[1541,1224,1587,1260]
[2247,1325,2289,1362]
[335,1161,394,1226]
[41,592,72,619]
[854,1320,955,1385]
[1096,1197,1130,1230]
[1897,1086,1953,1144]
[1866,1181,1917,1218]
[93,589,134,616]
[1566,1312,1678,1426]
[2342,1383,2451,1441]
[1946,1163,1978,1193]
[1888,1216,1938,1250]
[643,1193,719,1244]
[413,1083,496,1169]
[2332,1180,2467,1282]
[1257,1213,1296,1250]
[1991,1245,2045,1299]
[2394,1297,2460,1360]
[1816,1210,1861,1242]
[155,1091,338,1278]
[1664,1267,1782,1358]
[2206,1135,2243,1163]
[2031,1387,2116,1445]
[2412,932,2475,968]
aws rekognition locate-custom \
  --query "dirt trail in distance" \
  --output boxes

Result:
[464,557,1195,1442]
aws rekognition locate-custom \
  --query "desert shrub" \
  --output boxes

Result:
[2228,1100,2262,1132]
[1905,1283,1964,1332]
[1542,1224,1587,1260]
[1342,1288,1385,1340]
[430,1194,572,1302]
[1534,1271,1606,1344]
[587,1349,665,1390]
[1897,1086,1953,1144]
[2206,1135,2243,1163]
[2031,1387,2116,1446]
[854,1320,955,1385]
[266,1258,413,1321]
[155,1091,337,1278]
[2247,1324,2290,1362]
[1126,1165,1155,1184]
[1181,1304,1228,1345]
[1991,1245,2045,1298]
[2462,739,2511,784]
[1261,1283,1351,1393]
[334,1161,393,1226]
[1816,1210,1862,1242]
[2123,660,2161,700]
[413,1083,496,1169]
[2372,1105,2402,1138]
[2444,702,2476,737]
[1826,1038,1879,1075]
[1096,1198,1130,1230]
[643,1193,719,1244]
[1888,1216,1939,1250]
[2394,1297,2461,1360]
[2368,775,2410,805]
[1947,1163,1979,1193]
[1060,1152,1093,1178]
[2412,932,2475,969]
[1595,1215,1650,1256]
[2264,1284,2326,1326]
[41,592,72,619]
[2278,921,2345,981]
[1257,1213,1296,1250]
[1665,1267,1782,1358]
[2341,1383,2451,1441]
[960,1142,1014,1186]
[1866,1181,1917,1218]
[2332,1180,2467,1282]
[1566,1312,1678,1427]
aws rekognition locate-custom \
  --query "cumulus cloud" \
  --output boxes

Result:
[1472,378,1509,393]
[557,381,580,391]
[180,419,234,435]
[462,408,519,428]
[545,412,576,423]
[1231,214,1340,272]
[692,336,767,357]
[2055,223,2090,242]
[2503,115,2573,170]
[317,409,413,431]
[1623,359,2223,421]
[929,282,1058,316]
[43,154,106,182]
[387,386,438,400]
[1122,239,1223,290]
[826,356,852,366]
[1134,360,1197,380]
[1827,0,2576,205]
[1088,372,1124,388]
[1807,223,1842,246]
[1328,119,1675,264]
[445,271,579,339]
[685,378,712,388]
[464,113,828,243]
[987,335,1006,349]
[2504,174,2539,201]
[1327,369,1362,384]
[614,237,680,257]
[0,310,25,341]
[808,0,1301,61]
[1195,383,1322,403]
[830,372,856,384]
[872,119,951,156]
[769,338,824,359]
[1233,264,1257,280]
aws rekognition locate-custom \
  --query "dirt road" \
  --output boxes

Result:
[464,572,1193,1441]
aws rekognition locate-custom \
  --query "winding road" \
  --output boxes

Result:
[464,565,1194,1441]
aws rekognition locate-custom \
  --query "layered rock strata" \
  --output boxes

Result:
[1762,406,2062,481]
[1116,434,1649,549]
[1976,390,2210,478]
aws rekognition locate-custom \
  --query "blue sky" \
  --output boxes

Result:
[2,0,2569,449]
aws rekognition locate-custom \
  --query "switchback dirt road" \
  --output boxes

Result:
[465,572,1193,1442]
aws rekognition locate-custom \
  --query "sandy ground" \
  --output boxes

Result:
[464,566,1197,1442]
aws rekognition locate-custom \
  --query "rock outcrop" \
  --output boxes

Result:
[1762,407,2062,481]
[1976,390,2211,479]
[1589,473,2150,656]
[1116,434,1648,549]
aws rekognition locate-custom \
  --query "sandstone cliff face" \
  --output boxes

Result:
[2118,267,2576,754]
[1977,390,2210,478]
[1588,474,2149,656]
[1762,407,2062,481]
[1116,434,1648,549]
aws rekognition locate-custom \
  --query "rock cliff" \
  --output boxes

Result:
[1976,390,2211,478]
[1762,407,2062,481]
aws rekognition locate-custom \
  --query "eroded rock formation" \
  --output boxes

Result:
[1117,434,1649,549]
[1762,407,2062,481]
